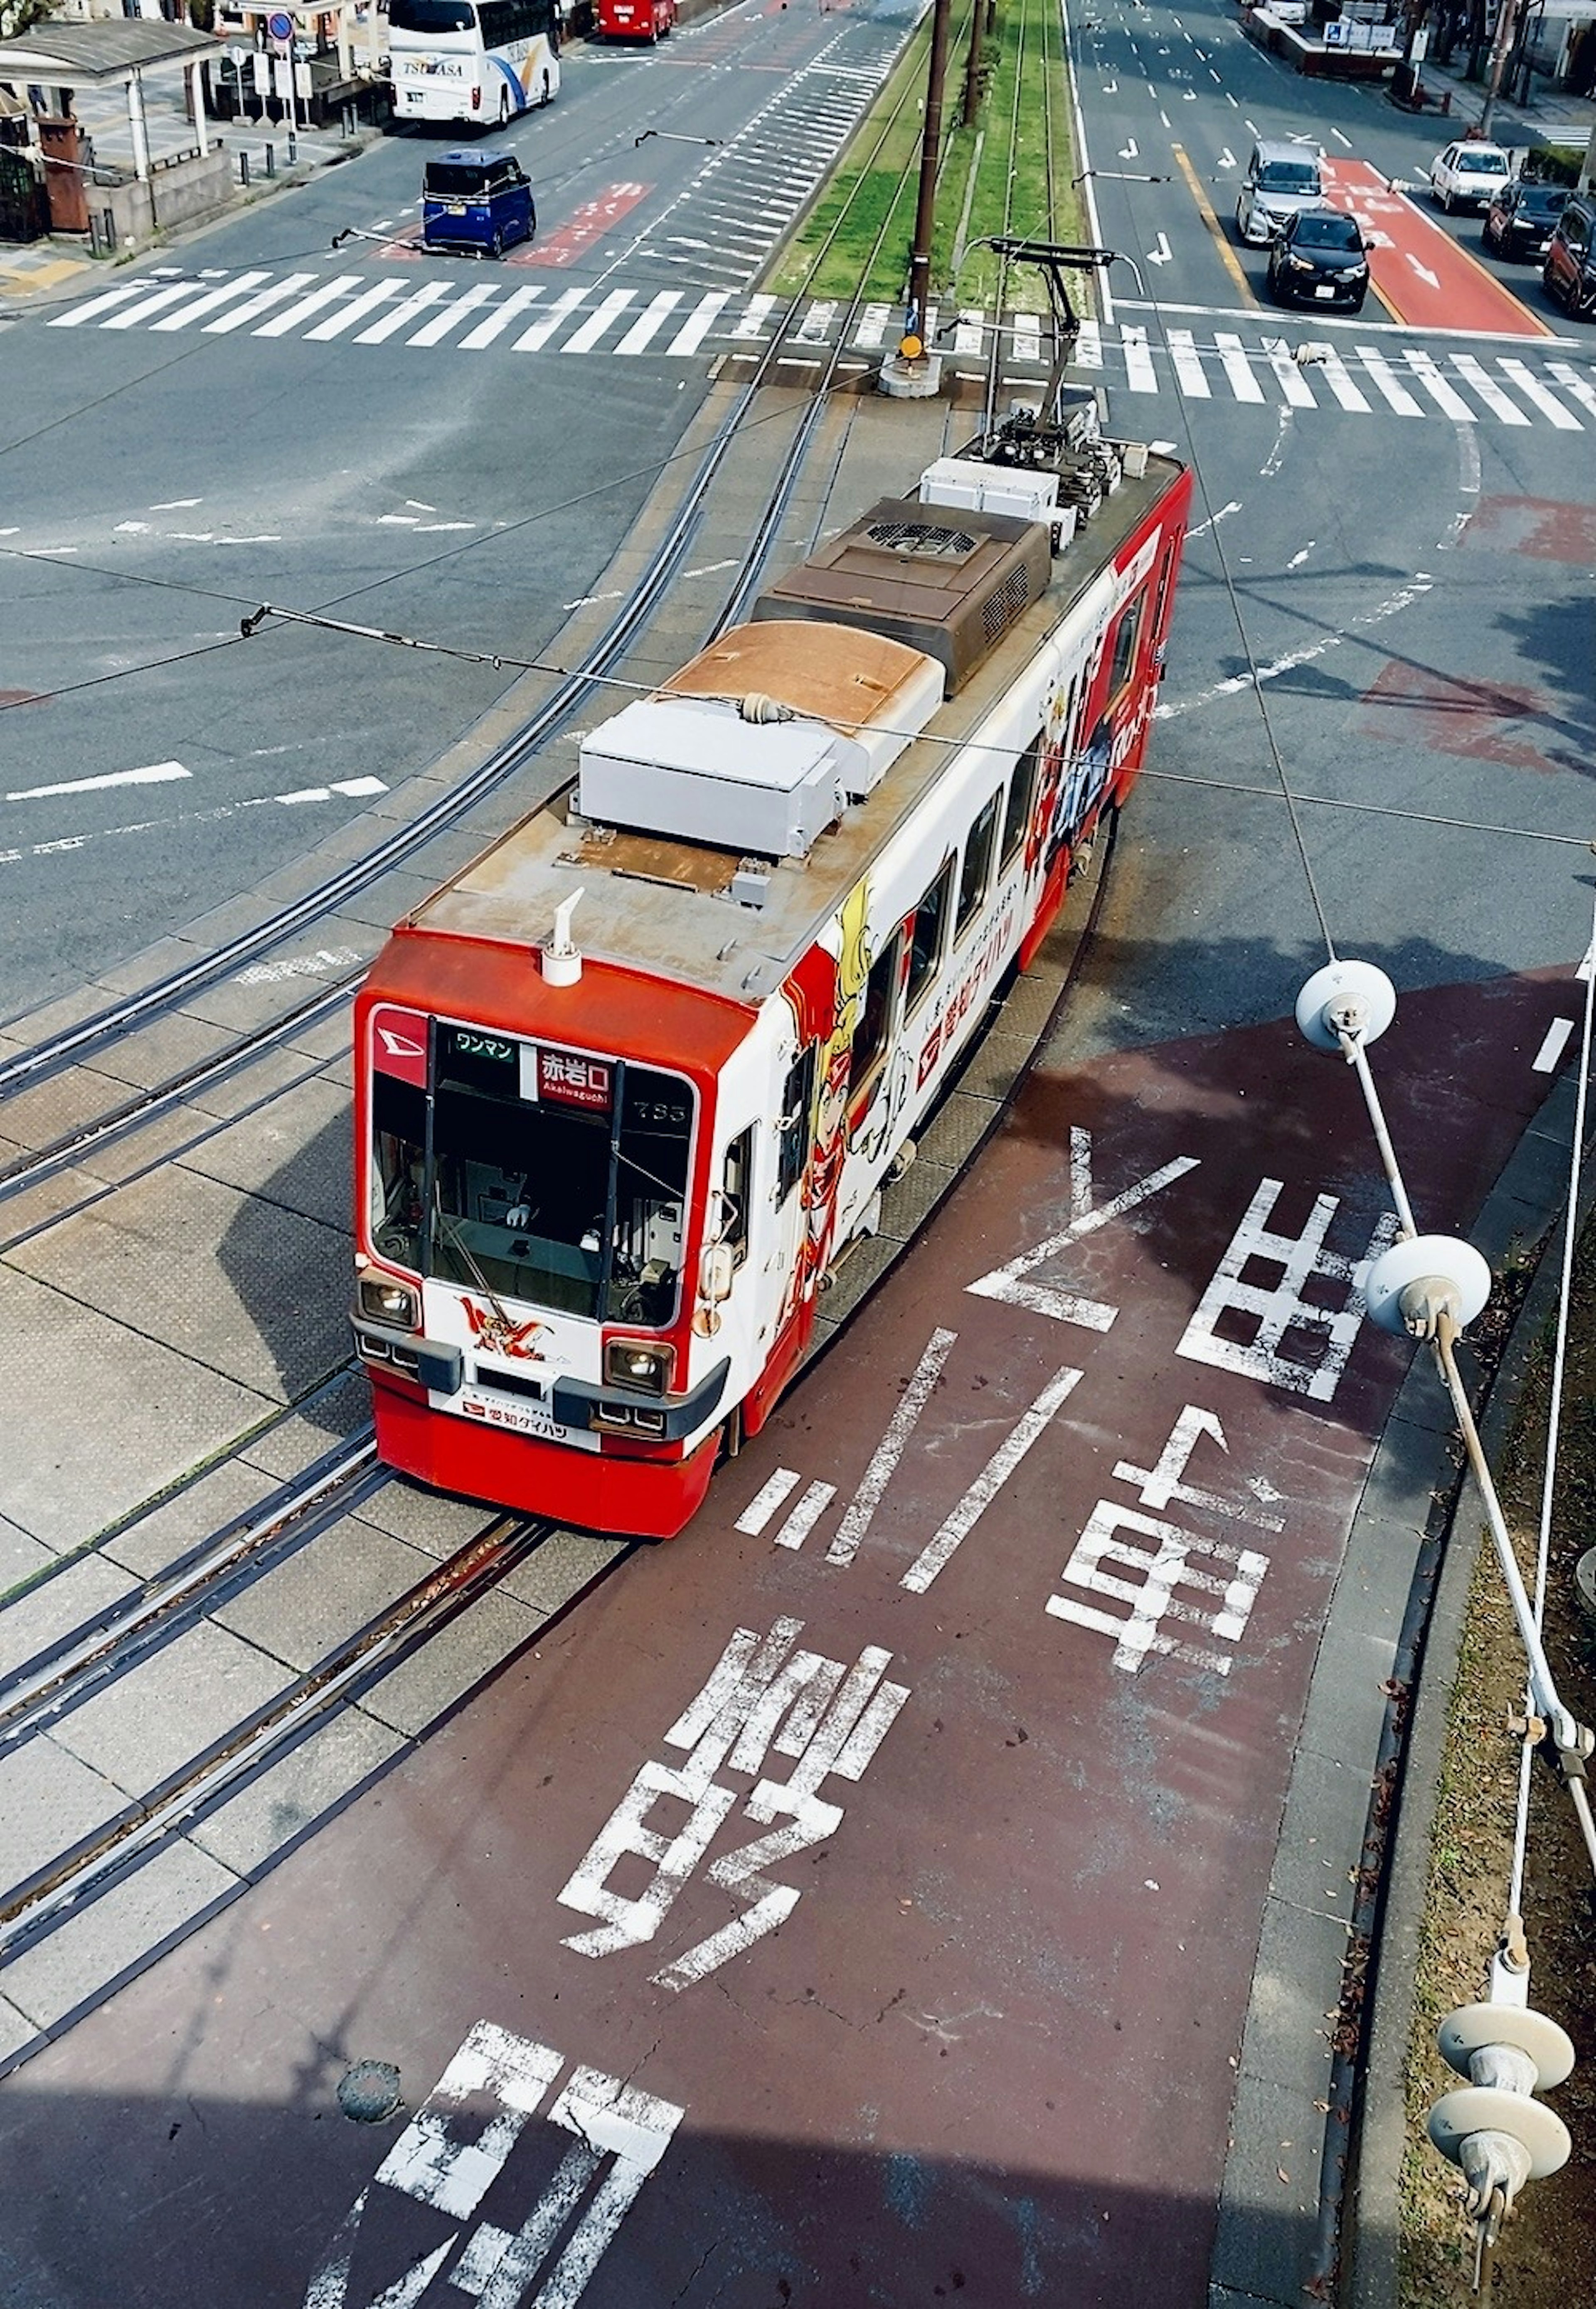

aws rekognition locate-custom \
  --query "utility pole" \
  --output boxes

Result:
[960,0,984,129]
[900,0,954,359]
[1479,0,1521,135]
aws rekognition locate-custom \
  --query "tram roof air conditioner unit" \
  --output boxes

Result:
[750,495,1053,694]
[577,696,866,861]
[917,456,1060,530]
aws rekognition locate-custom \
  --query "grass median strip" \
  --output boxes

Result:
[772,0,1088,317]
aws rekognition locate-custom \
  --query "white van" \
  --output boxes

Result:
[1235,138,1325,245]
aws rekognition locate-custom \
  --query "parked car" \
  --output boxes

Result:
[1235,136,1325,246]
[1483,177,1569,260]
[421,150,536,258]
[1265,206,1370,311]
[1428,140,1513,215]
[1543,192,1596,317]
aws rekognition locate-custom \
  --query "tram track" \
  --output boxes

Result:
[0,1508,569,1974]
[0,51,934,1255]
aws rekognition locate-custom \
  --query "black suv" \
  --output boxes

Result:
[1483,179,1568,261]
[1265,207,1369,312]
[1544,194,1596,317]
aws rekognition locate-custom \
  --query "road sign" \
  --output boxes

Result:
[267,10,293,37]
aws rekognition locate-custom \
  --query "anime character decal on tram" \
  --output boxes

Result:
[351,435,1193,1539]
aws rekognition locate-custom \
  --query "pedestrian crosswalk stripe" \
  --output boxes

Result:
[1406,347,1475,422]
[256,275,363,337]
[39,269,1596,433]
[1547,359,1596,421]
[307,280,403,342]
[409,281,496,345]
[666,287,731,356]
[616,290,682,354]
[150,270,271,330]
[1357,344,1424,418]
[1451,350,1530,426]
[1502,356,1582,428]
[1214,332,1264,404]
[459,283,544,349]
[1261,336,1316,410]
[562,287,634,353]
[1122,325,1158,392]
[204,271,319,333]
[515,285,586,352]
[1168,328,1210,397]
[360,282,451,344]
[1311,343,1370,414]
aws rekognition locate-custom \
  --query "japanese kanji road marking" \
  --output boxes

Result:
[965,1128,1200,1329]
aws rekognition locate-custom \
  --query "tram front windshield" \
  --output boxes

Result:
[379,1029,693,1327]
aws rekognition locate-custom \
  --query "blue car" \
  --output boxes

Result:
[421,150,536,258]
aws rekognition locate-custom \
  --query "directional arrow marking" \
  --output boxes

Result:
[1147,231,1174,266]
[1405,253,1440,288]
[1120,137,1139,158]
[1218,146,1236,170]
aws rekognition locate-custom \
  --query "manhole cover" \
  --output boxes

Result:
[337,2058,402,2124]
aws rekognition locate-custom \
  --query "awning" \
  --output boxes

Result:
[0,22,217,89]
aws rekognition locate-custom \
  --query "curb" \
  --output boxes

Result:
[1207,1058,1584,2309]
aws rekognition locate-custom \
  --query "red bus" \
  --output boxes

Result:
[595,0,675,39]
[353,433,1191,1539]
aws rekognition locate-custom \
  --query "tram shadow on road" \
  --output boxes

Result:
[0,2073,1322,2308]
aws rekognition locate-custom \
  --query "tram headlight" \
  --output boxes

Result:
[360,1274,420,1329]
[604,1337,675,1396]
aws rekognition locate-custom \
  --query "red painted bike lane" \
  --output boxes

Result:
[1323,158,1552,335]
[0,975,1575,2307]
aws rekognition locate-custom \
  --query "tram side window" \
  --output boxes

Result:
[955,791,1002,942]
[849,934,901,1116]
[719,1126,754,1270]
[775,1046,815,1205]
[1107,597,1145,700]
[1001,737,1041,868]
[904,856,954,1015]
[371,1072,426,1272]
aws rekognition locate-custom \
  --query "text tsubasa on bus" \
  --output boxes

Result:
[389,0,560,126]
[353,420,1192,1539]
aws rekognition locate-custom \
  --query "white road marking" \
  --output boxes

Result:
[304,280,404,342]
[1012,310,1043,363]
[1497,355,1580,429]
[454,284,542,349]
[1533,1018,1574,1073]
[6,760,188,802]
[358,281,452,344]
[408,284,498,346]
[1547,360,1596,420]
[771,1480,836,1550]
[1356,343,1424,417]
[1074,317,1103,368]
[967,1129,1200,1327]
[1309,342,1371,413]
[900,1365,1084,1595]
[1177,1182,1400,1403]
[615,290,683,354]
[1261,336,1317,408]
[202,272,319,333]
[954,308,985,353]
[236,945,362,987]
[828,1326,958,1567]
[1121,324,1158,391]
[1448,350,1530,424]
[665,288,732,354]
[148,271,272,330]
[1049,1504,1269,1674]
[1115,1405,1285,1529]
[1168,328,1211,397]
[1186,498,1241,539]
[1404,347,1476,421]
[562,289,638,354]
[254,274,365,337]
[514,286,591,351]
[1330,126,1352,146]
[1287,541,1315,567]
[1214,332,1265,403]
[47,281,150,327]
[734,1467,801,1534]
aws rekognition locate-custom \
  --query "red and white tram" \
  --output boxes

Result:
[353,428,1191,1537]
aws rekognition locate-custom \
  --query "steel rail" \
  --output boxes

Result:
[0,1431,382,1755]
[0,1511,565,1963]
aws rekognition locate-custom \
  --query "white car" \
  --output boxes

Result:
[1428,141,1513,215]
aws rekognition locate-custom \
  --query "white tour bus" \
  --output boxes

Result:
[389,0,561,128]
